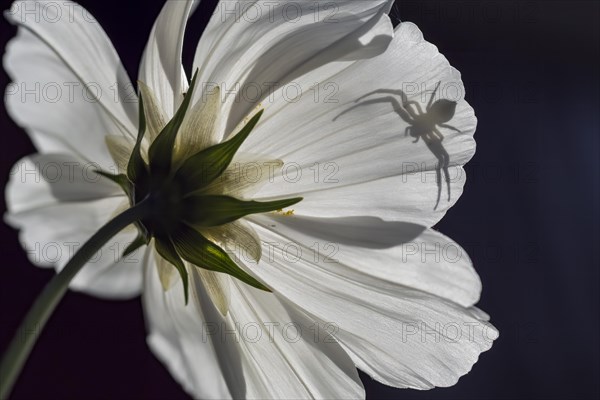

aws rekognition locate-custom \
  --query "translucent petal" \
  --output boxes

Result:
[105,135,134,173]
[138,80,168,142]
[153,242,182,293]
[202,220,262,265]
[175,86,222,163]
[195,267,230,316]
[203,155,283,199]
[175,110,263,194]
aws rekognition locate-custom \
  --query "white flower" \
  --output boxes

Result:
[4,1,497,398]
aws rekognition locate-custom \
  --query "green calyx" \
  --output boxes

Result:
[99,70,301,304]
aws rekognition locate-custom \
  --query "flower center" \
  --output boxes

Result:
[138,177,185,236]
[98,71,301,305]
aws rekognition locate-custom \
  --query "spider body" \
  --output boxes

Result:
[405,97,458,143]
[335,82,461,210]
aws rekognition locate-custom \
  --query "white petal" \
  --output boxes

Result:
[4,1,138,169]
[5,156,142,298]
[76,242,147,299]
[143,257,364,399]
[266,168,467,227]
[251,213,481,308]
[244,22,476,226]
[226,282,364,399]
[142,256,234,399]
[193,0,395,137]
[6,197,142,299]
[244,221,497,389]
[7,154,121,206]
[139,0,195,116]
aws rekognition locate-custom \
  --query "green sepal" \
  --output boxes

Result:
[127,92,148,184]
[123,234,149,258]
[95,171,132,198]
[155,236,189,304]
[148,70,199,176]
[175,109,264,194]
[183,195,302,227]
[172,224,270,292]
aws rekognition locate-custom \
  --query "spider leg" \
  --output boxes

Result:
[427,81,441,111]
[433,127,445,141]
[403,100,424,116]
[437,143,452,204]
[356,89,406,103]
[424,139,451,210]
[442,151,451,202]
[356,88,425,121]
[406,127,420,142]
[334,96,415,125]
[438,123,461,133]
[434,163,442,210]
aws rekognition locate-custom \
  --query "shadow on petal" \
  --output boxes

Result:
[264,215,426,249]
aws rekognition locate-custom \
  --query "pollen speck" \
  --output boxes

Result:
[274,208,294,216]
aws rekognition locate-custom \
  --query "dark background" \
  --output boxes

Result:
[0,1,598,399]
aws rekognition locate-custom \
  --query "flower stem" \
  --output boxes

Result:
[0,200,152,399]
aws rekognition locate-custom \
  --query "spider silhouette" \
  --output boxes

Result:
[334,82,461,210]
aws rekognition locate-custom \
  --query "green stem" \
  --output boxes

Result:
[0,200,152,399]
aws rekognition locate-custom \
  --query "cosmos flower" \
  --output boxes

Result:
[4,0,497,398]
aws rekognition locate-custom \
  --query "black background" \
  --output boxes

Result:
[0,1,598,399]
